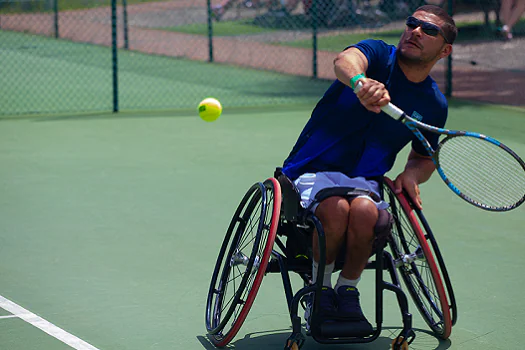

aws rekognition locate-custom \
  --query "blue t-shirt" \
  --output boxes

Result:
[282,39,448,181]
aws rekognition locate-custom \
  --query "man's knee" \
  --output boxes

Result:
[315,196,351,233]
[349,197,379,228]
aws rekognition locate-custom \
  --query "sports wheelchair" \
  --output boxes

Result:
[205,168,457,349]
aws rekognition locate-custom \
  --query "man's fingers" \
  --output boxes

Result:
[368,90,385,105]
[377,96,391,107]
[363,104,382,113]
[355,80,389,114]
[408,186,422,210]
[394,177,403,194]
[361,85,383,100]
[414,194,423,210]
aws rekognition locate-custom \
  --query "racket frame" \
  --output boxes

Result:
[358,84,525,211]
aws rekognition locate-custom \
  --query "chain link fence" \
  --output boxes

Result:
[1,0,115,114]
[0,0,523,116]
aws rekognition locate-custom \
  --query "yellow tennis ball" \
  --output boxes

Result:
[198,97,222,122]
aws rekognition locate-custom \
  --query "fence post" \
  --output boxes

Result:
[207,0,214,62]
[111,0,119,112]
[54,0,59,38]
[311,0,318,79]
[123,0,129,49]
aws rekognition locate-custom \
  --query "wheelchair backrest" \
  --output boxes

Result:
[274,167,302,222]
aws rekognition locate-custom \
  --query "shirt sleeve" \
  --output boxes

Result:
[349,39,392,80]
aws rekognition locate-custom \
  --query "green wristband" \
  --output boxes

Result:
[350,73,366,90]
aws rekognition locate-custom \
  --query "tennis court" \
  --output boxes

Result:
[2,2,525,347]
[1,99,525,350]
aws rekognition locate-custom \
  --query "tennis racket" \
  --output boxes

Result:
[355,83,525,212]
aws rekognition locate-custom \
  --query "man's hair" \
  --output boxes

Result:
[415,5,458,44]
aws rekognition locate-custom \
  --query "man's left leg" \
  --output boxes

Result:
[334,197,377,328]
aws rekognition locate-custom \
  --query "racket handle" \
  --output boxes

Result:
[354,82,405,119]
[382,103,405,119]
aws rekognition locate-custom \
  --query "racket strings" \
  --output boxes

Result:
[438,136,525,209]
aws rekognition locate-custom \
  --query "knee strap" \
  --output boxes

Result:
[305,186,382,214]
[313,186,382,203]
[373,209,393,251]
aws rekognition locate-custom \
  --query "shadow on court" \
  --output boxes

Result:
[196,327,452,349]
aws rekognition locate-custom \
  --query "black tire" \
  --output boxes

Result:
[205,178,281,347]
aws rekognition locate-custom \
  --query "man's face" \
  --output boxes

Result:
[398,11,449,63]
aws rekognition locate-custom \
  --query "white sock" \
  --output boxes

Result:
[312,261,335,288]
[335,275,361,293]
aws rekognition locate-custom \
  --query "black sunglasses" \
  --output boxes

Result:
[406,16,449,43]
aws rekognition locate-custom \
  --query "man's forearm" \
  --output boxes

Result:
[404,156,436,184]
[333,48,368,87]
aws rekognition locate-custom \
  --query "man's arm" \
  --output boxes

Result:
[333,47,369,85]
[394,149,436,209]
[333,48,390,113]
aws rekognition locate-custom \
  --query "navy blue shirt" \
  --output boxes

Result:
[282,39,448,180]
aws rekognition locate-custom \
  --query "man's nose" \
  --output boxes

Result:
[410,26,424,37]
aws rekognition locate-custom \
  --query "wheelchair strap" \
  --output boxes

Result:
[306,186,381,213]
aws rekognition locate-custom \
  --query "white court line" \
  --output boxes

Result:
[0,314,18,319]
[0,294,100,350]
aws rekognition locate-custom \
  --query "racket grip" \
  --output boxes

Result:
[354,82,405,120]
[382,103,405,119]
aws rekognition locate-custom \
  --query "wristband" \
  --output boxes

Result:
[350,73,366,90]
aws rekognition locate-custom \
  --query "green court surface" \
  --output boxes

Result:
[1,101,524,350]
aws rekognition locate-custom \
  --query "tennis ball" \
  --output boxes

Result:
[198,97,222,122]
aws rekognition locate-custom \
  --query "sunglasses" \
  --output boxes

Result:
[406,16,449,43]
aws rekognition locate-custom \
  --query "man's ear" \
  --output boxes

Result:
[440,44,453,59]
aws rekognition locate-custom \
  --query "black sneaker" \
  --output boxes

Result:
[304,287,337,332]
[318,287,337,316]
[336,286,373,336]
[336,286,371,323]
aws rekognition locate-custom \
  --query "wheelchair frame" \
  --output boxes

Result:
[205,169,457,350]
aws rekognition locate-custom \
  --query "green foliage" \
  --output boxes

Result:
[162,20,278,36]
[0,0,168,14]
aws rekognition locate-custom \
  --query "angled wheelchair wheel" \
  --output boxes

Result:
[383,178,453,339]
[205,178,281,347]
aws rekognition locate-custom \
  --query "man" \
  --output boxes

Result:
[281,5,457,331]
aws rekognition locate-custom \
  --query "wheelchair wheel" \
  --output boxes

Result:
[383,178,452,339]
[205,178,281,347]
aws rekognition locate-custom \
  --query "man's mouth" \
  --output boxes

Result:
[406,40,421,49]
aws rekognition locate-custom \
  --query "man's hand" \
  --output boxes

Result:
[393,172,423,210]
[355,78,391,113]
[394,150,436,210]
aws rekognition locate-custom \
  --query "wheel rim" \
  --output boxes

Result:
[384,178,452,339]
[205,178,281,346]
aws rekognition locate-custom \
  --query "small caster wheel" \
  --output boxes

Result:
[285,339,300,350]
[392,336,409,350]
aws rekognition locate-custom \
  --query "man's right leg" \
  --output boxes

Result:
[309,196,350,318]
[333,197,376,333]
[312,196,349,281]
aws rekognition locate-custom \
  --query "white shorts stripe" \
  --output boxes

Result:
[294,172,389,212]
